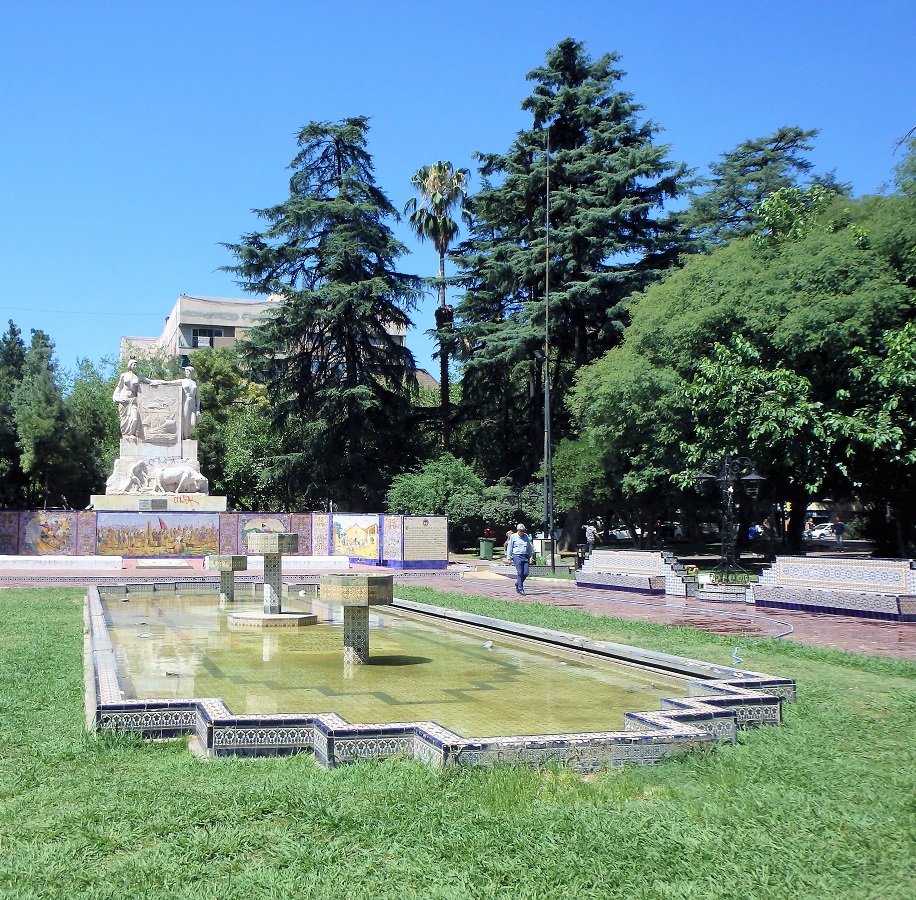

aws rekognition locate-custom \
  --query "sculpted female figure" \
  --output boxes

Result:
[112,359,155,438]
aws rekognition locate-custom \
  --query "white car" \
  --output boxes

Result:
[607,527,642,541]
[808,523,834,540]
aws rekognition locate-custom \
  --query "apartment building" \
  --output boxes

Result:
[120,293,434,386]
[122,293,408,363]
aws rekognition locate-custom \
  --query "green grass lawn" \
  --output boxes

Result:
[1,587,914,899]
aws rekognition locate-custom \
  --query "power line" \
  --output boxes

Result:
[0,306,160,317]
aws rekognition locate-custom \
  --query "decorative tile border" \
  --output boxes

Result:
[86,588,795,772]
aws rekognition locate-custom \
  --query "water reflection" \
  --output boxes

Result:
[105,592,687,738]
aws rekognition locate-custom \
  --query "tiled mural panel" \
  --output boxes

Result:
[312,514,331,556]
[76,510,97,555]
[0,511,445,564]
[289,515,312,555]
[19,511,78,555]
[0,512,18,554]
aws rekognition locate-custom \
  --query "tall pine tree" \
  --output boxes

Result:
[453,38,691,482]
[222,118,422,511]
[683,126,846,247]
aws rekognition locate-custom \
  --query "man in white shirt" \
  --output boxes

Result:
[505,523,533,595]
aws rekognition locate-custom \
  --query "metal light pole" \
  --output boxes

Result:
[693,455,764,582]
[542,127,555,572]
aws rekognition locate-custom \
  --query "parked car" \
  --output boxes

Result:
[808,523,834,541]
[607,526,642,541]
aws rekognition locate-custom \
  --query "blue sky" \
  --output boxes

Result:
[1,0,913,380]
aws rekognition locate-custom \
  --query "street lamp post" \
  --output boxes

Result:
[542,125,556,572]
[693,455,764,581]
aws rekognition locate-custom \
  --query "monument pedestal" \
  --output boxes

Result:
[90,494,227,512]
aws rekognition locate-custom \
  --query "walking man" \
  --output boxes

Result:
[834,516,846,551]
[584,520,600,555]
[505,523,533,595]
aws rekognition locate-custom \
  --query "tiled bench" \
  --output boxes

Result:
[576,550,697,597]
[753,556,916,622]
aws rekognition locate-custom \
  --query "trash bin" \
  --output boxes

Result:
[479,538,495,560]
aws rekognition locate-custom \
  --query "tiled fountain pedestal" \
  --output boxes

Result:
[228,532,317,629]
[206,554,247,601]
[320,573,394,664]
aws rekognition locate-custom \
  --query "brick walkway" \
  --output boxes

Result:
[413,569,916,662]
[2,558,913,661]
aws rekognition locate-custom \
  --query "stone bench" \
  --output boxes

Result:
[576,550,696,597]
[753,556,916,622]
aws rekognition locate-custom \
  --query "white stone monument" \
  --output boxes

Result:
[92,361,226,512]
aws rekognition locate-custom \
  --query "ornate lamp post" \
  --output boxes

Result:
[693,455,764,581]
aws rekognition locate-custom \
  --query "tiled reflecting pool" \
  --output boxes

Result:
[105,592,687,738]
[87,585,795,770]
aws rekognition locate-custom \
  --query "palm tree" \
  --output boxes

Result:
[404,161,470,450]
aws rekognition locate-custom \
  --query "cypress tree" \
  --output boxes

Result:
[223,118,422,511]
[454,38,691,481]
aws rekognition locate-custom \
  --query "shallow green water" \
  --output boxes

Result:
[105,593,687,738]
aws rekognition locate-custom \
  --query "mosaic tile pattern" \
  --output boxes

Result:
[586,550,668,572]
[382,515,403,561]
[759,556,909,591]
[575,571,666,593]
[218,514,238,554]
[289,515,312,555]
[312,514,331,556]
[343,604,370,664]
[87,587,796,772]
[0,512,18,554]
[19,510,78,555]
[76,510,97,555]
[0,510,446,566]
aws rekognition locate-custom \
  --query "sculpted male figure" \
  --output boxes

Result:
[159,366,201,438]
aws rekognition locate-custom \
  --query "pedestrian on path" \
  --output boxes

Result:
[584,520,601,554]
[834,516,846,551]
[505,523,533,595]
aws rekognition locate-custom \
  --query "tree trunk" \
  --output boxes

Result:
[436,251,451,452]
[560,508,584,552]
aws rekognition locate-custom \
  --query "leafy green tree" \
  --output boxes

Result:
[454,38,691,482]
[620,202,911,546]
[221,403,286,511]
[386,453,539,546]
[565,347,690,547]
[755,183,841,244]
[223,118,422,511]
[0,321,27,506]
[682,337,833,549]
[831,321,916,556]
[63,356,121,504]
[404,161,470,451]
[684,126,845,247]
[11,331,78,507]
[182,346,262,502]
